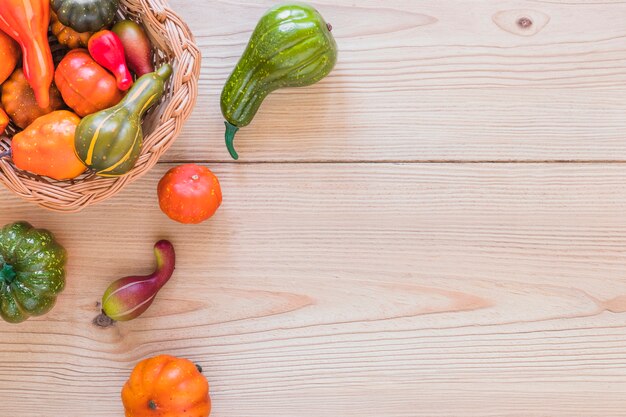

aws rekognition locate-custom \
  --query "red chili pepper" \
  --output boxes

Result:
[88,30,133,91]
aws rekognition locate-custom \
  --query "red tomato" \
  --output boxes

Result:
[158,164,222,224]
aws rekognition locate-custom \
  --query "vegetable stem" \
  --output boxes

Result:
[0,264,16,284]
[224,121,240,160]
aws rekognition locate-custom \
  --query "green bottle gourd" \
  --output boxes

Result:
[221,3,338,160]
[74,64,172,177]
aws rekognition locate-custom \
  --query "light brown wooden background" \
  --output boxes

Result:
[2,0,626,416]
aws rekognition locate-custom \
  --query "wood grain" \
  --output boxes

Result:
[1,163,626,416]
[162,0,626,162]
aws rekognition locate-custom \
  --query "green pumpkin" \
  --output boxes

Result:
[51,0,119,33]
[220,3,338,160]
[0,222,66,324]
[74,64,172,177]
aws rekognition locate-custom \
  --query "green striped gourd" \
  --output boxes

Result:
[74,64,172,177]
[220,3,338,160]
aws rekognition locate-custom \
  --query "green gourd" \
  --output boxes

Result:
[0,222,66,324]
[74,64,172,177]
[220,3,338,160]
[51,0,119,33]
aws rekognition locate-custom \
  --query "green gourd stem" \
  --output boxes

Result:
[225,121,240,160]
[0,264,16,284]
[156,64,173,80]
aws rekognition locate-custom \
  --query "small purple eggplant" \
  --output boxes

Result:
[102,240,175,321]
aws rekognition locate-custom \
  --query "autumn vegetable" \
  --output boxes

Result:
[0,109,8,135]
[112,20,154,77]
[0,222,66,323]
[122,355,211,417]
[55,49,123,117]
[0,0,55,108]
[50,11,92,49]
[158,164,223,224]
[75,64,172,177]
[2,68,65,129]
[221,3,338,159]
[3,111,86,180]
[0,30,19,85]
[51,0,119,33]
[101,240,175,322]
[88,30,133,91]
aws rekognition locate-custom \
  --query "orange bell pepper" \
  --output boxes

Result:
[0,108,8,134]
[0,0,54,108]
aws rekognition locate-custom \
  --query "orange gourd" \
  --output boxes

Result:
[1,68,65,129]
[11,111,86,180]
[122,355,211,417]
[0,0,55,108]
[50,12,92,49]
[158,164,223,224]
[0,30,19,85]
[0,108,8,134]
[55,49,123,117]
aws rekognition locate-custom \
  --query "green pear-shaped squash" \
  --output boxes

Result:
[74,64,172,177]
[221,3,338,160]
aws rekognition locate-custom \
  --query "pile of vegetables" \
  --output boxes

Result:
[0,0,164,180]
[0,2,338,416]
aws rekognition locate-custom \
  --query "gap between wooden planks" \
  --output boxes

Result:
[1,163,626,416]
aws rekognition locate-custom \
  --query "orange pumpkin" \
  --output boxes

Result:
[158,164,223,224]
[50,12,92,49]
[122,355,211,417]
[0,30,19,85]
[54,49,123,117]
[1,68,65,129]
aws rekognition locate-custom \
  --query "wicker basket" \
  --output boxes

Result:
[0,0,200,212]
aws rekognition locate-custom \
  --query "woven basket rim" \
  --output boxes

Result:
[0,0,201,213]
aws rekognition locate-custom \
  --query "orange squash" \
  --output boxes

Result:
[0,0,55,108]
[50,12,92,49]
[54,49,123,117]
[0,30,19,85]
[11,110,86,180]
[1,68,65,129]
[122,355,211,417]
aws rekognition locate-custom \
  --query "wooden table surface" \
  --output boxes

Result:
[2,1,626,416]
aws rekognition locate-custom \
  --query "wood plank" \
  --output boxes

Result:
[1,163,626,416]
[161,0,626,162]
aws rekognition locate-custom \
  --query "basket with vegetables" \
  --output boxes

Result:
[0,0,200,212]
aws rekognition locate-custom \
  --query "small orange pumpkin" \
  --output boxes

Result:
[1,68,65,129]
[50,12,92,49]
[55,49,123,117]
[122,355,211,417]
